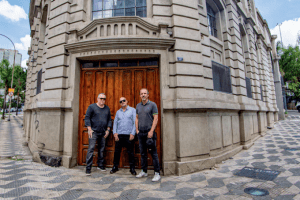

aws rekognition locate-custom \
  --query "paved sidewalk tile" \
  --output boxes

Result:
[1,116,300,199]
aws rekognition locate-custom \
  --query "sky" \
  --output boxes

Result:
[0,0,299,69]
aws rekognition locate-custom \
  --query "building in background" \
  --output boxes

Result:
[0,49,22,67]
[24,0,284,175]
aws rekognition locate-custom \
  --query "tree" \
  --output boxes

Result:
[297,31,300,46]
[279,46,300,99]
[0,59,13,119]
[13,65,27,115]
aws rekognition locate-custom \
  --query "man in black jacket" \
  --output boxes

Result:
[85,93,112,176]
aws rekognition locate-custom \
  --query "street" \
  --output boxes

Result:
[0,115,300,199]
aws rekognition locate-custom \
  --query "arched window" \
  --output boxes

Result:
[92,0,147,20]
[206,3,217,37]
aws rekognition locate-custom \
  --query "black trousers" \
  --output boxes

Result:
[113,134,135,169]
[137,131,160,173]
[86,132,105,170]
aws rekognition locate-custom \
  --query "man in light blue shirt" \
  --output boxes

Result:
[111,97,136,175]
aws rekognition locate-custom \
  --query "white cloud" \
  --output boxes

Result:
[15,35,31,51]
[0,0,27,21]
[21,59,27,69]
[270,18,300,47]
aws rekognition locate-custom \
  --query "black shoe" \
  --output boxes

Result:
[110,166,119,174]
[130,168,137,175]
[97,166,106,171]
[86,169,91,176]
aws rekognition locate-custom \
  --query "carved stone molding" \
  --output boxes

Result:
[65,16,174,52]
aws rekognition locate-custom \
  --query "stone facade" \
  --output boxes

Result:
[24,0,284,175]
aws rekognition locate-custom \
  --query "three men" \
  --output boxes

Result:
[85,93,112,176]
[135,88,161,182]
[84,89,160,181]
[111,97,137,175]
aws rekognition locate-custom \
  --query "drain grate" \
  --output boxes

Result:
[284,148,300,151]
[235,167,280,181]
[244,187,269,196]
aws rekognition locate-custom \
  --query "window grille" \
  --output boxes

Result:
[212,61,232,93]
[270,52,274,74]
[246,77,252,98]
[206,3,217,37]
[92,0,147,20]
[36,69,42,95]
[260,84,263,101]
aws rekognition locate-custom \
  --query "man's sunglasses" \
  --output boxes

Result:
[119,99,126,103]
[99,98,106,100]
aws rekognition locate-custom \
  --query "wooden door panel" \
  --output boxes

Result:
[78,63,161,169]
[83,72,95,115]
[106,71,116,118]
[83,131,89,145]
[122,70,133,107]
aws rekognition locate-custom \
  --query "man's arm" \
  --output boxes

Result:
[148,103,159,138]
[131,109,136,136]
[150,114,158,133]
[135,114,139,135]
[148,114,158,138]
[85,106,93,138]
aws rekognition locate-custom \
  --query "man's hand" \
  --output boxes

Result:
[129,134,134,141]
[148,131,153,138]
[88,129,93,139]
[136,130,139,135]
[104,130,110,139]
[114,133,119,141]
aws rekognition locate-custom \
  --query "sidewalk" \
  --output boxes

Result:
[1,116,300,199]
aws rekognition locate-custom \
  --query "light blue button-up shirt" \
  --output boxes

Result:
[113,106,136,135]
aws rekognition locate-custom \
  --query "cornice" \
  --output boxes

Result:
[65,37,175,53]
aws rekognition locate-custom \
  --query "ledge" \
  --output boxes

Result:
[65,37,175,53]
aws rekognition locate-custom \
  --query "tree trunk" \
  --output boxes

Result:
[16,93,19,116]
[2,85,7,120]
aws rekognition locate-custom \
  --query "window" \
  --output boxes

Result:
[212,61,232,93]
[206,3,217,37]
[246,77,252,98]
[92,0,147,20]
[260,84,263,101]
[270,52,274,74]
[36,69,42,95]
[82,62,99,68]
[81,59,158,68]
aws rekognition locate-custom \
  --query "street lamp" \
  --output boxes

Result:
[0,34,16,121]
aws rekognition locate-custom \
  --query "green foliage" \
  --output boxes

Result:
[279,46,300,98]
[0,59,13,92]
[0,98,3,108]
[13,65,27,95]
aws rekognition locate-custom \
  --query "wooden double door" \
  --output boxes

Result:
[78,62,161,169]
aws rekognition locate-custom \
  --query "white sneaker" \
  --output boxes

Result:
[152,172,161,182]
[136,170,148,178]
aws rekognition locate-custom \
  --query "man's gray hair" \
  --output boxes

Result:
[140,88,149,94]
[98,93,106,98]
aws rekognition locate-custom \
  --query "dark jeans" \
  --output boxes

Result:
[86,132,105,170]
[113,134,135,169]
[138,131,160,173]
